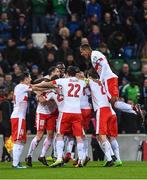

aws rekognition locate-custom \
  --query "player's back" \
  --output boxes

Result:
[11,83,29,118]
[80,86,92,109]
[55,77,86,113]
[42,90,61,113]
[91,51,117,81]
[89,79,110,111]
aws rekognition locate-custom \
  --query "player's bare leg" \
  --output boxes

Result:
[25,131,44,167]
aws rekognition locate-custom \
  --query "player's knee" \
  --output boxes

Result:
[36,131,44,141]
[56,134,63,140]
[76,136,83,143]
[98,135,107,142]
[47,131,54,139]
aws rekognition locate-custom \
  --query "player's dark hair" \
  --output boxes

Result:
[50,75,59,81]
[67,66,78,76]
[80,43,91,50]
[48,66,57,76]
[56,62,65,67]
[19,72,30,82]
[88,68,98,79]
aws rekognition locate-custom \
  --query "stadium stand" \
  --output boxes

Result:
[0,0,146,140]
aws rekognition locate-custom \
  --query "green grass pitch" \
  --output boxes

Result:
[1,161,147,179]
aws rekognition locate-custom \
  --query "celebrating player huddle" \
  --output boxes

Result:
[10,44,143,169]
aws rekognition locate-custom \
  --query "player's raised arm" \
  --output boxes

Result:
[33,81,55,88]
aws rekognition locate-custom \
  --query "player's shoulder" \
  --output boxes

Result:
[91,50,105,61]
[16,83,29,92]
[91,50,104,57]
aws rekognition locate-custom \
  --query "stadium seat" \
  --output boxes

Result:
[32,33,47,49]
[124,46,134,59]
[128,59,141,72]
[128,59,141,78]
[109,58,124,73]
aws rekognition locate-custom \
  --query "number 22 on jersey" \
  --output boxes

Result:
[68,83,81,97]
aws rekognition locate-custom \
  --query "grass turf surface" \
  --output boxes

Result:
[0,161,147,179]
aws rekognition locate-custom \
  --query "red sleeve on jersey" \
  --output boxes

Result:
[52,80,57,84]
[95,58,104,71]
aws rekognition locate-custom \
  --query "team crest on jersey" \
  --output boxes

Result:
[93,56,98,61]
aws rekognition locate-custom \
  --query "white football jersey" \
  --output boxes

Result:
[43,90,62,112]
[36,102,50,115]
[80,86,92,109]
[89,79,110,111]
[11,83,30,119]
[91,51,117,82]
[53,77,86,113]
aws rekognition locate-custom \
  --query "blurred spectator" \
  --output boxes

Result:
[44,39,58,53]
[135,0,147,39]
[0,75,5,89]
[101,12,116,44]
[121,77,140,104]
[64,53,77,69]
[0,89,13,162]
[99,0,114,13]
[118,63,133,86]
[44,52,57,73]
[140,78,147,110]
[53,19,65,38]
[57,39,73,62]
[84,14,99,35]
[86,0,102,22]
[31,65,40,81]
[9,0,30,17]
[4,73,15,90]
[12,14,30,46]
[119,77,129,95]
[67,14,81,35]
[55,27,70,47]
[0,67,4,76]
[12,64,23,84]
[4,39,21,66]
[119,100,142,133]
[51,0,68,24]
[0,52,10,73]
[88,25,101,49]
[66,0,86,18]
[31,0,48,33]
[123,16,145,57]
[26,92,37,134]
[119,0,138,24]
[0,38,6,52]
[71,29,83,51]
[108,31,126,57]
[98,42,111,59]
[81,37,89,45]
[138,64,147,86]
[0,13,12,42]
[22,39,42,68]
[0,0,10,14]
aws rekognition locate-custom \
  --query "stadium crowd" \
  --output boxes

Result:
[0,0,147,138]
